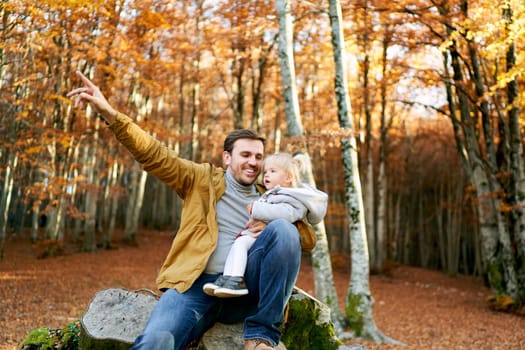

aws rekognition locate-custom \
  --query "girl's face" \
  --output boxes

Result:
[263,161,293,190]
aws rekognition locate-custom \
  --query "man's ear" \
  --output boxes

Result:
[222,151,231,167]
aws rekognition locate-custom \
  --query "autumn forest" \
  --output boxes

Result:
[1,0,525,340]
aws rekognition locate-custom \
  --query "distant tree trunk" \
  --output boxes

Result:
[436,181,446,271]
[44,141,66,245]
[374,33,391,273]
[190,1,203,161]
[190,62,201,162]
[30,202,40,243]
[101,160,120,247]
[392,184,402,262]
[153,177,169,229]
[447,178,462,275]
[108,163,124,242]
[328,0,399,343]
[272,100,282,152]
[165,139,182,233]
[395,128,411,264]
[417,187,430,267]
[124,165,148,243]
[275,0,303,136]
[82,122,101,252]
[0,151,18,259]
[250,33,278,132]
[231,45,246,129]
[275,0,345,332]
[359,4,376,273]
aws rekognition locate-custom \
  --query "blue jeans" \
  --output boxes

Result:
[131,219,301,350]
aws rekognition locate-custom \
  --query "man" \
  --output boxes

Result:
[67,71,304,350]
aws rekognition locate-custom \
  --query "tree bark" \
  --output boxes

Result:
[374,33,391,273]
[124,165,148,243]
[275,0,345,332]
[327,0,399,343]
[359,4,376,273]
[443,35,508,296]
[0,151,17,259]
[275,0,303,136]
[503,3,525,301]
[465,21,518,298]
[82,123,100,252]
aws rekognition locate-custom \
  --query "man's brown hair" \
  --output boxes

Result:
[223,129,265,153]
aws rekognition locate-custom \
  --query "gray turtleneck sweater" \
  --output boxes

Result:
[205,171,260,274]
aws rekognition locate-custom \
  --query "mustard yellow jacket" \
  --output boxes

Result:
[109,113,313,293]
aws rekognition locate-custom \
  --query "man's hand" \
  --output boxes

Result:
[245,218,267,238]
[67,71,118,124]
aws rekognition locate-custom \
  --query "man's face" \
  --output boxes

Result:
[223,138,264,185]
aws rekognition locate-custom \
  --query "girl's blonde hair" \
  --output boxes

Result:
[264,152,305,187]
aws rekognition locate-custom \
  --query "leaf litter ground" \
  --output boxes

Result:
[1,229,524,349]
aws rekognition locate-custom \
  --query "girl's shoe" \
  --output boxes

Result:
[214,276,248,297]
[202,275,227,296]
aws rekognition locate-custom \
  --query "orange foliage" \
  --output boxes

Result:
[1,0,524,288]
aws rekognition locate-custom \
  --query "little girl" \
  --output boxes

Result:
[203,152,328,297]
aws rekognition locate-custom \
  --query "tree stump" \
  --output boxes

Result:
[79,288,156,349]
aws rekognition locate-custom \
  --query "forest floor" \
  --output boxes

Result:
[1,229,525,350]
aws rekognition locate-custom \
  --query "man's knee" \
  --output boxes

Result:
[132,331,174,350]
[265,219,301,249]
[267,218,297,234]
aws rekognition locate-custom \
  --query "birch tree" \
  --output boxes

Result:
[328,0,400,343]
[356,2,376,274]
[0,152,18,259]
[124,164,148,242]
[275,0,346,332]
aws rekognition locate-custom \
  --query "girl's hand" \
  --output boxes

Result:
[245,218,266,238]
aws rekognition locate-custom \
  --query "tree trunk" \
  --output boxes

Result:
[445,39,509,296]
[327,0,399,343]
[359,5,375,268]
[466,25,518,299]
[101,160,120,247]
[447,178,462,276]
[124,165,148,243]
[44,141,66,246]
[503,4,525,301]
[108,163,124,243]
[0,151,18,259]
[374,34,391,273]
[275,0,345,332]
[275,0,303,136]
[250,33,278,132]
[30,202,40,243]
[82,127,100,252]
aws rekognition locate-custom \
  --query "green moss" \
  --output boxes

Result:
[346,293,364,336]
[487,261,505,295]
[21,321,80,350]
[21,328,56,349]
[281,297,340,350]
